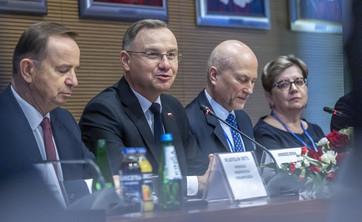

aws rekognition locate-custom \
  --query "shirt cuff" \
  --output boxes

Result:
[186,176,198,196]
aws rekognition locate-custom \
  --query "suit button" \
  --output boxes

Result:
[68,193,76,201]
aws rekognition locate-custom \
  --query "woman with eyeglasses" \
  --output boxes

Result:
[253,55,324,163]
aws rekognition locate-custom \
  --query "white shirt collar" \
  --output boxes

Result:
[130,87,162,113]
[204,89,235,120]
[10,85,50,129]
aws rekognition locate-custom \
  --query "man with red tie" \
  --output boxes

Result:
[0,22,94,206]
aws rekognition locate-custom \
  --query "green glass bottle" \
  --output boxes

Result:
[92,139,114,191]
[158,133,182,210]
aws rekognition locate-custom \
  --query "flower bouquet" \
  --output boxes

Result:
[280,127,353,199]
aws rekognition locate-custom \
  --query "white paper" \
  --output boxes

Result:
[218,152,267,201]
[264,147,302,168]
[34,163,67,208]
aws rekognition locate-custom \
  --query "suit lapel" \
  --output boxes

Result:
[235,112,254,151]
[161,103,179,139]
[3,87,43,162]
[118,78,159,161]
[206,114,230,151]
[51,111,67,159]
[160,97,188,174]
[197,91,230,151]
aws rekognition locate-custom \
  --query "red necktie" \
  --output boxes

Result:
[40,117,58,176]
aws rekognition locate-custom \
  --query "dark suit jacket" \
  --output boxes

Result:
[0,86,95,202]
[79,77,207,176]
[185,90,256,160]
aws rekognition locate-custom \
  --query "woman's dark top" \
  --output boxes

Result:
[253,116,325,162]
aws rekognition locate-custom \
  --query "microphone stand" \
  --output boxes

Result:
[200,105,280,173]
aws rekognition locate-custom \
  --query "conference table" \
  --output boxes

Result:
[107,197,330,222]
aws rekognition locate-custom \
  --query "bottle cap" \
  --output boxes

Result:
[161,133,173,142]
[136,147,146,154]
[122,147,137,154]
[97,139,106,147]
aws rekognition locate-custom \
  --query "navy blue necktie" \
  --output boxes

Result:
[225,114,245,152]
[149,103,164,147]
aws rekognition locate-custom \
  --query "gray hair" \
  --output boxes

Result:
[122,19,168,50]
[261,55,308,92]
[12,21,77,75]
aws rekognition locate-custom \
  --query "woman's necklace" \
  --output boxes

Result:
[271,110,317,150]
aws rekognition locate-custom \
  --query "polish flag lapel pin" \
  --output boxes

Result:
[167,113,173,117]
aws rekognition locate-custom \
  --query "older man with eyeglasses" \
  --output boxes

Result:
[79,19,213,197]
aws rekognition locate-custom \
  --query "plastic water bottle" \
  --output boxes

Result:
[157,134,183,210]
[119,147,142,215]
[136,147,154,212]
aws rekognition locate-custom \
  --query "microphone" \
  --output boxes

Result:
[323,106,351,119]
[200,105,280,173]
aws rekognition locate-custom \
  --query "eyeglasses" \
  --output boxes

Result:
[126,51,182,64]
[273,77,307,91]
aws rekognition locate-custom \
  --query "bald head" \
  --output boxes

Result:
[206,40,258,111]
[207,40,257,74]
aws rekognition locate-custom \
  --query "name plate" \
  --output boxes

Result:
[268,147,302,167]
[217,152,267,201]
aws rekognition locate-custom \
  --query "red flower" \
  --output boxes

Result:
[326,130,349,153]
[336,152,347,166]
[309,164,321,173]
[289,162,296,173]
[301,146,308,155]
[317,148,323,156]
[326,172,335,182]
[307,148,323,161]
